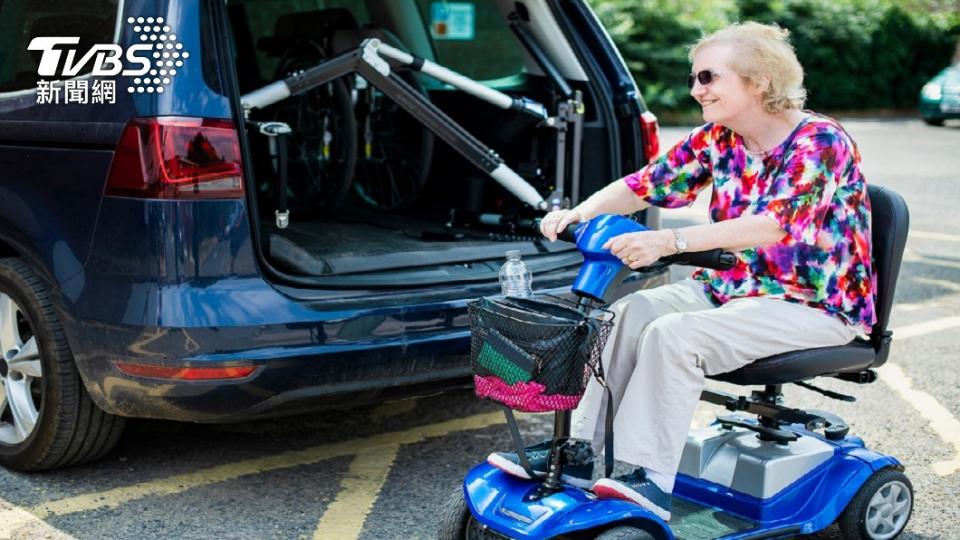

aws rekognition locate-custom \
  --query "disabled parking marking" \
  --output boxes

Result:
[884,316,960,476]
[312,444,401,539]
[0,496,73,540]
[27,411,504,520]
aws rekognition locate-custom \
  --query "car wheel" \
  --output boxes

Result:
[922,117,945,127]
[0,258,125,471]
[837,468,913,539]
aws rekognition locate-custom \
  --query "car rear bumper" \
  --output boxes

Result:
[64,271,668,422]
[80,331,476,422]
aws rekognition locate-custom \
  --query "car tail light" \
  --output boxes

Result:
[106,117,244,199]
[114,361,256,380]
[639,110,660,162]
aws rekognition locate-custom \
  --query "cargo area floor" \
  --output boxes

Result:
[263,214,572,276]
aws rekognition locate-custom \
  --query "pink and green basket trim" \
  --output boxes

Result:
[473,375,583,412]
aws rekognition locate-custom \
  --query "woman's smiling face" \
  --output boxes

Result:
[690,44,763,126]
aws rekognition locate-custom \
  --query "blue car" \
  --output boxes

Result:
[919,63,960,126]
[0,0,663,470]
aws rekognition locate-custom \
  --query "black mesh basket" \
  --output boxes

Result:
[467,296,613,412]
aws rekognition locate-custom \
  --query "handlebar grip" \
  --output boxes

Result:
[659,249,736,270]
[556,223,581,243]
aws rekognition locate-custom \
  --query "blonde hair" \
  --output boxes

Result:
[689,22,807,114]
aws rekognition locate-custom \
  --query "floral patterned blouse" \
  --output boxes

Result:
[624,114,876,333]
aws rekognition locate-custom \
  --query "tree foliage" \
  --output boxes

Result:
[587,0,960,113]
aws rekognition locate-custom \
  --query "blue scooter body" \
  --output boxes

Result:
[569,214,647,302]
[465,426,901,539]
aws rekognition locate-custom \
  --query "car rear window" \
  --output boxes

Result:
[230,0,372,83]
[228,0,524,87]
[0,0,121,93]
[416,0,523,81]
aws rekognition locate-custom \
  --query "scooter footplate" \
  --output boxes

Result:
[671,497,755,540]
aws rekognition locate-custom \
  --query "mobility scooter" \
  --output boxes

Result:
[440,185,911,540]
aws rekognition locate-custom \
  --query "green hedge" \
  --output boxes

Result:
[587,0,960,114]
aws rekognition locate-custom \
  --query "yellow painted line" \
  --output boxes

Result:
[313,444,400,539]
[0,496,74,540]
[910,230,960,242]
[28,411,504,519]
[0,505,43,538]
[882,317,960,476]
[369,398,418,422]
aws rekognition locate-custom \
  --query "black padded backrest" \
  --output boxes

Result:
[868,185,909,349]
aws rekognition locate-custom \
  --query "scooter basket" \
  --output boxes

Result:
[468,296,613,412]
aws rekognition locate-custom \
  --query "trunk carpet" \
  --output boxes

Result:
[265,215,571,276]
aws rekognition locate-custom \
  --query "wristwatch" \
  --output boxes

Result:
[671,229,687,255]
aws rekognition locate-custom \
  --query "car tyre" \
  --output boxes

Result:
[922,117,945,127]
[837,468,913,539]
[0,258,124,471]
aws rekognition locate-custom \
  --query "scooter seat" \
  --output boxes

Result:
[709,185,910,388]
[709,338,876,385]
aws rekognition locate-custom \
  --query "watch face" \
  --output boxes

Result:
[674,231,687,250]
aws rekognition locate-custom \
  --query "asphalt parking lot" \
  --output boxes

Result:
[1,118,958,539]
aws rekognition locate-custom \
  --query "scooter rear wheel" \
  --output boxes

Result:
[837,468,913,539]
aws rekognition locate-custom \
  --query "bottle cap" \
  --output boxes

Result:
[505,250,521,259]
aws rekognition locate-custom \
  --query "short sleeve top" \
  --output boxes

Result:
[623,114,876,333]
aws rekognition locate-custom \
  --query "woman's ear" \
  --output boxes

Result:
[753,75,771,96]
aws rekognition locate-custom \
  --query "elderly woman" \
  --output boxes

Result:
[486,22,875,520]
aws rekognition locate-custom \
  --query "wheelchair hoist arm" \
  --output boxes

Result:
[240,38,549,211]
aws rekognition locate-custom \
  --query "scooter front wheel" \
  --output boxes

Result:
[837,468,913,539]
[595,525,655,540]
[438,486,490,539]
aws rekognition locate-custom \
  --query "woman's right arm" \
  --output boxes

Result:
[540,179,649,241]
[540,124,716,241]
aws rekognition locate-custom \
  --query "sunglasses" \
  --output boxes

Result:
[687,70,720,89]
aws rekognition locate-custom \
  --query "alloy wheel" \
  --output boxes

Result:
[0,292,43,445]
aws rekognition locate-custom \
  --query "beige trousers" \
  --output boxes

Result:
[570,279,858,491]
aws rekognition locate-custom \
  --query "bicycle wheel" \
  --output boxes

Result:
[351,69,434,211]
[269,48,357,214]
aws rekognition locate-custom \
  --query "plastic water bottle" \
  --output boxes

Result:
[499,250,532,298]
